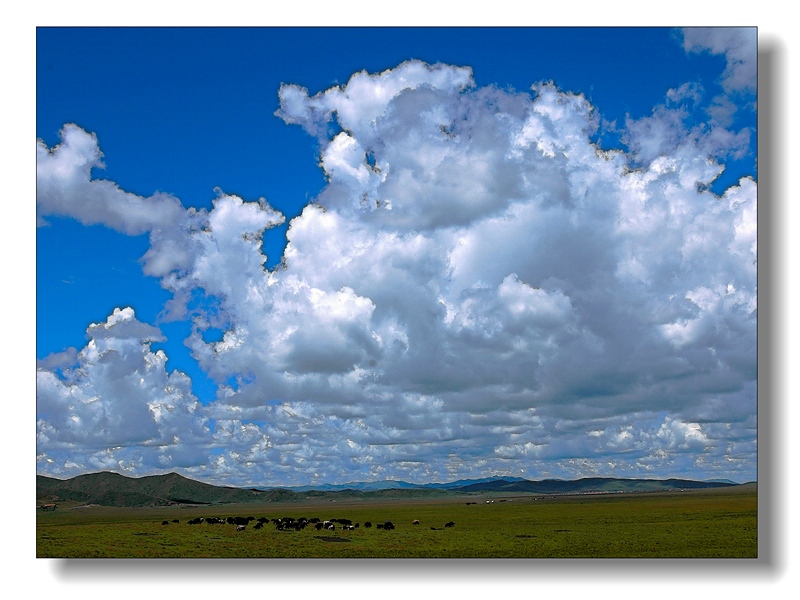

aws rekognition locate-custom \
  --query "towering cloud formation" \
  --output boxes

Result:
[37,51,756,485]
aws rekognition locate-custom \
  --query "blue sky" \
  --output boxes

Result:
[36,27,757,487]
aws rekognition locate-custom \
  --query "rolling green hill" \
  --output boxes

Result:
[36,471,298,507]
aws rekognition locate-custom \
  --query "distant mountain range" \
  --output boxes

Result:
[263,475,531,492]
[260,476,744,493]
[36,471,745,508]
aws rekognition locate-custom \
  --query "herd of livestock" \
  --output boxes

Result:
[161,515,456,532]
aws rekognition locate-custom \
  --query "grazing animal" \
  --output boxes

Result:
[383,521,395,530]
[172,519,180,523]
[412,520,420,525]
[445,521,455,528]
[364,522,372,528]
[236,524,246,531]
[376,523,384,530]
[161,521,169,525]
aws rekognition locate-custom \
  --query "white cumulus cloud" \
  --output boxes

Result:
[37,124,186,234]
[36,53,757,485]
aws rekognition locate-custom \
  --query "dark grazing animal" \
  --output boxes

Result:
[445,521,455,528]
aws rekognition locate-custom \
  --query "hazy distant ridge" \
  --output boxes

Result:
[455,477,737,494]
[266,476,530,492]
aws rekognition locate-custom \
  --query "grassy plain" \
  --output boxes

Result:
[36,485,757,558]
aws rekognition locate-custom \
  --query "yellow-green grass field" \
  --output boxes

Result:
[36,485,757,558]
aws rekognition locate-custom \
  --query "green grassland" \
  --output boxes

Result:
[36,485,757,558]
